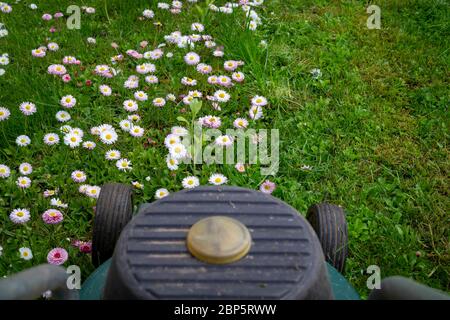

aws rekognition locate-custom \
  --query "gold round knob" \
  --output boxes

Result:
[187,216,252,264]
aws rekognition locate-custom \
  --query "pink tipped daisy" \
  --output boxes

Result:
[42,209,64,224]
[47,248,68,265]
[71,170,87,183]
[260,180,276,194]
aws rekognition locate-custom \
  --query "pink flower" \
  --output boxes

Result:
[49,26,56,33]
[235,163,246,173]
[42,13,52,20]
[78,241,92,253]
[260,180,276,194]
[42,209,64,224]
[111,42,119,49]
[140,41,148,48]
[62,74,71,82]
[47,248,68,265]
[54,12,64,19]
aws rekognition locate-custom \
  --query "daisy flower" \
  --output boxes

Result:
[232,71,245,82]
[224,60,239,71]
[31,48,46,58]
[105,149,121,160]
[129,125,144,137]
[196,63,212,74]
[184,52,200,65]
[209,173,228,185]
[0,53,9,65]
[0,164,11,178]
[136,63,155,74]
[204,40,216,48]
[47,248,68,265]
[123,99,139,112]
[132,181,144,189]
[166,93,176,101]
[56,110,71,122]
[48,64,66,75]
[310,68,322,79]
[182,95,194,105]
[116,158,132,171]
[100,129,118,144]
[191,22,204,32]
[218,75,232,87]
[42,209,64,224]
[214,90,231,103]
[10,209,31,224]
[0,106,10,121]
[164,134,181,148]
[1,3,12,13]
[145,75,159,84]
[43,133,60,145]
[171,126,189,136]
[181,77,197,86]
[249,105,263,120]
[208,75,218,85]
[128,114,141,122]
[169,143,187,159]
[86,185,101,198]
[50,198,68,208]
[19,102,37,116]
[235,162,246,173]
[99,85,112,96]
[47,42,59,51]
[16,135,31,147]
[60,95,77,108]
[64,133,82,148]
[87,37,96,44]
[260,180,276,194]
[215,135,234,147]
[142,9,154,18]
[71,170,87,183]
[251,95,268,107]
[202,115,221,129]
[83,141,96,150]
[42,13,52,20]
[182,176,200,189]
[85,7,96,14]
[134,91,148,101]
[19,163,33,175]
[166,155,179,170]
[155,188,169,199]
[153,97,166,107]
[233,118,249,129]
[119,119,132,131]
[19,247,33,260]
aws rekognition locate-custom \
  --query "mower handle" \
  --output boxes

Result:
[0,264,77,300]
[368,276,450,300]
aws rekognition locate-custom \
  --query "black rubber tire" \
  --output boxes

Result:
[306,203,348,273]
[92,183,133,267]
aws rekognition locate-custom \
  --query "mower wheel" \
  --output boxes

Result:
[92,183,133,267]
[307,203,348,273]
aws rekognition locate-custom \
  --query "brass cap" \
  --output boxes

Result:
[187,216,252,264]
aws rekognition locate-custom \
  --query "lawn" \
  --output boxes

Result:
[0,0,448,298]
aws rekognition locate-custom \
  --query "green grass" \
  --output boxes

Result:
[0,0,449,298]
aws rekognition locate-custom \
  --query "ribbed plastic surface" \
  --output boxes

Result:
[103,186,332,300]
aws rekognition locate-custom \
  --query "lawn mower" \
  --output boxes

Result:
[0,184,448,300]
